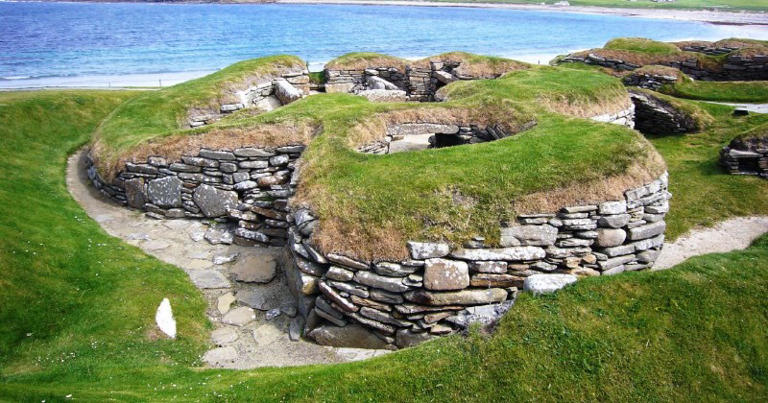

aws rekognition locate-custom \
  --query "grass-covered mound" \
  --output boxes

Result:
[91,55,306,168]
[564,37,768,73]
[660,78,768,103]
[2,90,768,399]
[411,51,529,78]
[324,52,408,71]
[91,56,666,259]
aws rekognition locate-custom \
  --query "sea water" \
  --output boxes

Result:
[1,2,767,88]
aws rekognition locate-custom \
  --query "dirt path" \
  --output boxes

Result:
[654,216,768,270]
[67,149,390,369]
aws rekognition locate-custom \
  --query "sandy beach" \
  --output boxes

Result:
[276,0,768,25]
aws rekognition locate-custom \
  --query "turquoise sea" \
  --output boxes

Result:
[1,1,767,88]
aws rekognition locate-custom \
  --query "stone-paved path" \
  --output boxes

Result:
[67,149,390,369]
[654,216,768,270]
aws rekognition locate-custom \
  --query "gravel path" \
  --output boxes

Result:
[704,102,768,114]
[654,216,768,270]
[67,149,389,369]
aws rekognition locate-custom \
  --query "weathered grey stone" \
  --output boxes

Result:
[407,241,451,259]
[239,160,269,169]
[423,258,470,291]
[211,327,239,345]
[147,176,182,208]
[326,266,355,281]
[369,288,404,304]
[199,149,235,160]
[217,292,236,314]
[470,261,507,274]
[636,249,661,264]
[348,312,396,335]
[598,214,631,229]
[295,256,327,276]
[450,246,545,261]
[319,282,358,312]
[254,95,282,112]
[598,254,635,270]
[523,274,577,295]
[470,273,524,288]
[354,271,410,293]
[289,316,305,341]
[500,224,557,247]
[358,89,407,102]
[374,261,417,277]
[388,123,460,136]
[308,324,389,349]
[367,75,400,90]
[274,78,303,105]
[221,306,255,326]
[596,228,627,248]
[234,147,275,158]
[326,253,370,271]
[627,221,666,241]
[204,226,234,244]
[232,254,277,283]
[404,288,508,306]
[324,82,356,94]
[601,243,636,257]
[202,346,237,366]
[192,184,238,217]
[561,218,597,231]
[395,329,437,348]
[599,200,627,215]
[269,154,290,167]
[188,269,231,289]
[124,178,146,209]
[445,300,515,328]
[561,205,597,213]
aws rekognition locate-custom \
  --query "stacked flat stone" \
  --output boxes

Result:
[622,70,679,91]
[325,59,507,102]
[720,137,768,178]
[324,67,407,94]
[560,51,768,81]
[188,69,309,128]
[87,145,305,246]
[357,123,515,154]
[283,172,670,349]
[628,90,698,135]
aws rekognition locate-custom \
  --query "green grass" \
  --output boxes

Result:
[324,52,407,70]
[649,101,768,238]
[660,79,768,103]
[605,37,682,54]
[1,89,768,400]
[0,90,210,384]
[93,55,305,163]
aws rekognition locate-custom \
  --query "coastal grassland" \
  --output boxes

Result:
[412,0,768,11]
[412,51,530,77]
[1,89,768,400]
[605,37,682,55]
[649,101,768,239]
[92,55,305,165]
[0,91,210,381]
[660,79,768,103]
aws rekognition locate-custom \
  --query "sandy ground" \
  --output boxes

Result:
[67,149,390,369]
[654,216,768,269]
[277,0,768,25]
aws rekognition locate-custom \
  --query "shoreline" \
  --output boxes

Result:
[274,0,768,25]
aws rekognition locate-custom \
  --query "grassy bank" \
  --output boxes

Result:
[661,79,768,103]
[0,91,210,386]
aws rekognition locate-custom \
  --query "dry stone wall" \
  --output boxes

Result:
[188,69,309,128]
[560,52,768,81]
[87,144,305,246]
[325,59,509,102]
[285,172,670,349]
[720,137,768,179]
